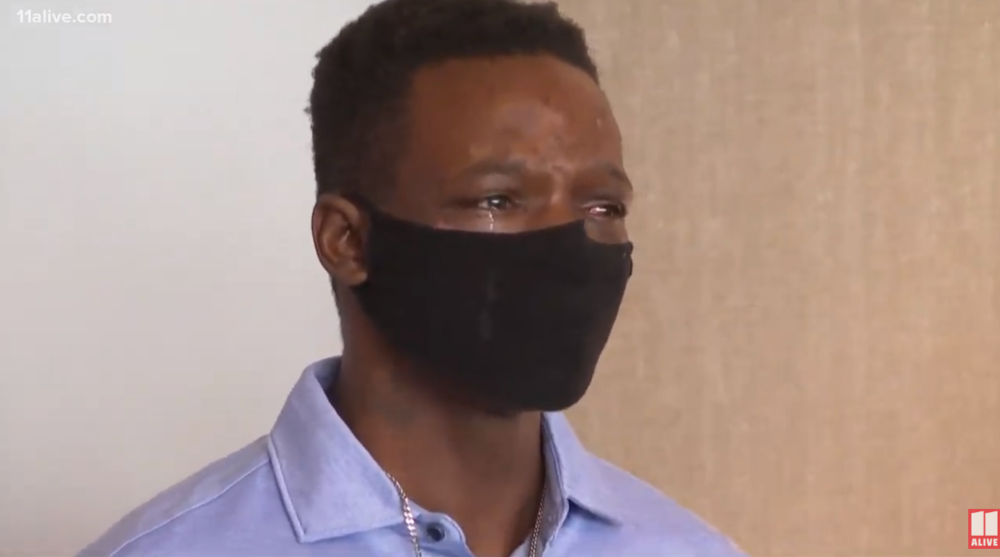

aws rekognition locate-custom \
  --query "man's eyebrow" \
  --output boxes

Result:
[456,159,528,179]
[455,158,631,189]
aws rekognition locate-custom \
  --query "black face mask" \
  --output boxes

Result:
[349,197,633,413]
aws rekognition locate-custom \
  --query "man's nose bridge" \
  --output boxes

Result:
[532,195,578,229]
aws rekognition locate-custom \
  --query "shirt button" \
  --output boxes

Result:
[426,523,447,542]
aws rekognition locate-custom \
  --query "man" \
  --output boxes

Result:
[80,0,745,555]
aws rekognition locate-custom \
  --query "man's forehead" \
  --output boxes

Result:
[407,57,615,139]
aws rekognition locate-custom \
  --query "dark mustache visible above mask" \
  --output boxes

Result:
[347,194,633,413]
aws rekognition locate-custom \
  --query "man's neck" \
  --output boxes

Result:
[333,351,546,557]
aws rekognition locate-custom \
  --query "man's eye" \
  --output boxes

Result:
[477,194,517,212]
[587,202,628,219]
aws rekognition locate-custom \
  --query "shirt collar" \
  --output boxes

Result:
[269,357,627,543]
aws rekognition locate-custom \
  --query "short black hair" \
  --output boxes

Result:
[308,0,599,201]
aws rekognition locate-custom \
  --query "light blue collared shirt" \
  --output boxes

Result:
[79,358,745,557]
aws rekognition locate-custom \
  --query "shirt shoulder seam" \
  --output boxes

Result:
[106,457,269,557]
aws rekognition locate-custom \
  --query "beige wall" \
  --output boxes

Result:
[560,0,1000,555]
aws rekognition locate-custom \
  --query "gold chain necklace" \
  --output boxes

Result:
[385,473,547,557]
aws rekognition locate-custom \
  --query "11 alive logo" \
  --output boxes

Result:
[969,510,999,549]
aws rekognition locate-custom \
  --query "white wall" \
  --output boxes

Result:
[0,2,376,554]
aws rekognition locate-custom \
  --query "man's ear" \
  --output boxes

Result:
[311,194,369,288]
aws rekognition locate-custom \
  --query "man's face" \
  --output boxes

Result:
[385,54,631,242]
